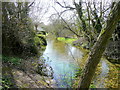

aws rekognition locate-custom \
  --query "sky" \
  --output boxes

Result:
[3,0,116,25]
[28,0,116,25]
[29,0,76,25]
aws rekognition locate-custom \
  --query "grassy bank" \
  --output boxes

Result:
[57,37,77,44]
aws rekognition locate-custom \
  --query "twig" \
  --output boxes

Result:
[52,6,81,37]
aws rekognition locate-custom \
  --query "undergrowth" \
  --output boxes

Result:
[2,55,22,65]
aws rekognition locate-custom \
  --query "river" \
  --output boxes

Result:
[40,37,117,88]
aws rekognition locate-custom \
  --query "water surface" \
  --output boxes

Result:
[41,38,110,88]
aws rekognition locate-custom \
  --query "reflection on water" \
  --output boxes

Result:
[41,38,110,88]
[93,59,109,88]
[42,39,83,87]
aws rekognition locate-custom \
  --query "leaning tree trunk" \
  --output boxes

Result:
[78,1,120,89]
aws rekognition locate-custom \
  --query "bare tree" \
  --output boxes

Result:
[55,0,113,46]
[29,0,50,30]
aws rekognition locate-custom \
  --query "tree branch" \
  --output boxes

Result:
[52,6,81,37]
[56,1,75,10]
[78,1,120,88]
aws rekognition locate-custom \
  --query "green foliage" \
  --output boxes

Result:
[1,76,14,89]
[74,68,83,78]
[2,55,22,65]
[34,34,47,47]
[34,36,40,45]
[117,67,120,70]
[89,83,96,88]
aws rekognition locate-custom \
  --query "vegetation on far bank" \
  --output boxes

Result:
[57,37,77,44]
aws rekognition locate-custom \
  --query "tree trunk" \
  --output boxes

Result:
[78,1,120,89]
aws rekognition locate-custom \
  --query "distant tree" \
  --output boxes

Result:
[55,0,113,47]
[29,0,50,28]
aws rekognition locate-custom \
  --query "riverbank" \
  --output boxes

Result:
[1,32,55,89]
[56,37,119,88]
[2,36,119,89]
[2,56,56,89]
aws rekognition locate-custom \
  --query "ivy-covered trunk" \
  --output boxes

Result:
[78,1,120,88]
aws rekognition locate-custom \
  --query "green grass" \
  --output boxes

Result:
[57,37,77,44]
[2,55,22,65]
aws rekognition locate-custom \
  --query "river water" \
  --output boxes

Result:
[41,38,111,88]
